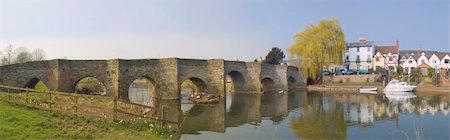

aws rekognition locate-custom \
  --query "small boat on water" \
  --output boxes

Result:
[384,80,416,92]
[359,87,378,91]
[359,90,378,94]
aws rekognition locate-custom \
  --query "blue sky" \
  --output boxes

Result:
[0,0,448,60]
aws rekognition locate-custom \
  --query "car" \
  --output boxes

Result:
[322,70,331,76]
[344,69,357,75]
[358,69,368,75]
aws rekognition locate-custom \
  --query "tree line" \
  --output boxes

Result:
[1,45,46,66]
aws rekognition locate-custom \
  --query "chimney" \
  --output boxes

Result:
[396,39,399,47]
[359,37,366,42]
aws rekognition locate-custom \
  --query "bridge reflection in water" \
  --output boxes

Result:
[128,86,450,140]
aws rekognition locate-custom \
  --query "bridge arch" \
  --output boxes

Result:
[73,76,106,95]
[261,77,275,91]
[128,76,157,106]
[225,71,246,93]
[24,77,49,91]
[180,77,207,100]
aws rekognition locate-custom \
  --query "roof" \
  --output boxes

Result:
[418,63,431,68]
[376,45,399,54]
[399,50,447,60]
[436,52,450,59]
[346,41,375,48]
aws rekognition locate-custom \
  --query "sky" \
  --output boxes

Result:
[0,0,448,61]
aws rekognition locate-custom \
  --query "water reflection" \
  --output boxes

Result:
[129,85,450,139]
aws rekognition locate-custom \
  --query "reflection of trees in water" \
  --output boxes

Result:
[290,94,347,140]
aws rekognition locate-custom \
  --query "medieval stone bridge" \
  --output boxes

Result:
[0,58,304,100]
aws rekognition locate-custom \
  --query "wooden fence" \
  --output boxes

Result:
[0,85,179,130]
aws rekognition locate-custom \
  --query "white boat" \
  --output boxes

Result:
[359,87,378,91]
[384,80,416,92]
[359,90,378,94]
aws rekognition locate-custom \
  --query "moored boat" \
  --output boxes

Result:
[359,86,378,91]
[384,80,416,92]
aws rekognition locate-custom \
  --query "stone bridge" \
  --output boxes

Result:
[0,58,304,100]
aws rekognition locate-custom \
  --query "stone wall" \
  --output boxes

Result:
[326,74,381,83]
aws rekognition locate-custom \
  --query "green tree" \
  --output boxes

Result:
[288,18,346,79]
[263,47,285,64]
[396,66,403,75]
[427,67,435,77]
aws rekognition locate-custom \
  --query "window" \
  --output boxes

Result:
[368,47,371,52]
[433,60,437,63]
[389,57,393,61]
[445,59,449,64]
[421,60,425,64]
[376,57,380,61]
[409,60,413,64]
[357,47,360,52]
[346,56,349,60]
[356,55,360,60]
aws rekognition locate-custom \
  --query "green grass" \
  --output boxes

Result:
[0,100,171,140]
[34,81,49,91]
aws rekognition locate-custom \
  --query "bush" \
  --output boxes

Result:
[339,79,343,83]
[366,78,370,83]
[345,77,350,83]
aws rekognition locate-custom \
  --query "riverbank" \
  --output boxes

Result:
[0,100,169,140]
[307,83,450,94]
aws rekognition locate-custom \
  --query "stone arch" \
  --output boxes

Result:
[128,76,157,106]
[73,76,107,95]
[180,77,208,101]
[225,71,246,93]
[261,77,275,91]
[24,77,49,90]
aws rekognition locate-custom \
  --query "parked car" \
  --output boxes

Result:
[343,69,357,75]
[358,69,368,75]
[322,69,331,76]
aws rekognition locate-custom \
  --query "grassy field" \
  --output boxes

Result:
[0,100,170,140]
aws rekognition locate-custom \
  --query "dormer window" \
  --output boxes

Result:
[409,60,413,64]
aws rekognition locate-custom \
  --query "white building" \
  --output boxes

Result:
[439,54,450,69]
[373,40,400,71]
[399,51,419,74]
[344,38,375,71]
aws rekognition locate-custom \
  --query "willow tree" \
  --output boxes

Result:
[288,18,346,79]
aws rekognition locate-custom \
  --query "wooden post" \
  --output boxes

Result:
[113,97,117,121]
[49,92,52,110]
[74,96,79,115]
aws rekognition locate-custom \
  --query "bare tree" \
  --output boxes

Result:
[14,47,32,64]
[2,45,15,65]
[31,48,46,61]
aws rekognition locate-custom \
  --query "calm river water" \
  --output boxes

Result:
[128,85,450,139]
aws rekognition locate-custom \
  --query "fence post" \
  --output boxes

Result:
[74,96,79,115]
[26,90,29,104]
[49,92,52,110]
[113,97,117,121]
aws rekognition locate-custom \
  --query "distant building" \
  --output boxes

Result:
[344,38,375,71]
[372,40,400,71]
[399,50,450,74]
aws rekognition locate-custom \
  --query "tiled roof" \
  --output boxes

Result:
[376,45,399,54]
[399,50,448,60]
[346,41,375,48]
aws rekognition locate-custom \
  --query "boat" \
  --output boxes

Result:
[359,86,378,91]
[359,90,378,94]
[384,80,416,92]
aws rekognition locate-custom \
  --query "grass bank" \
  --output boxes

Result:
[0,100,171,140]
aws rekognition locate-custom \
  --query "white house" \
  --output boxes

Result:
[439,54,450,69]
[345,38,375,71]
[428,54,441,69]
[417,52,429,66]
